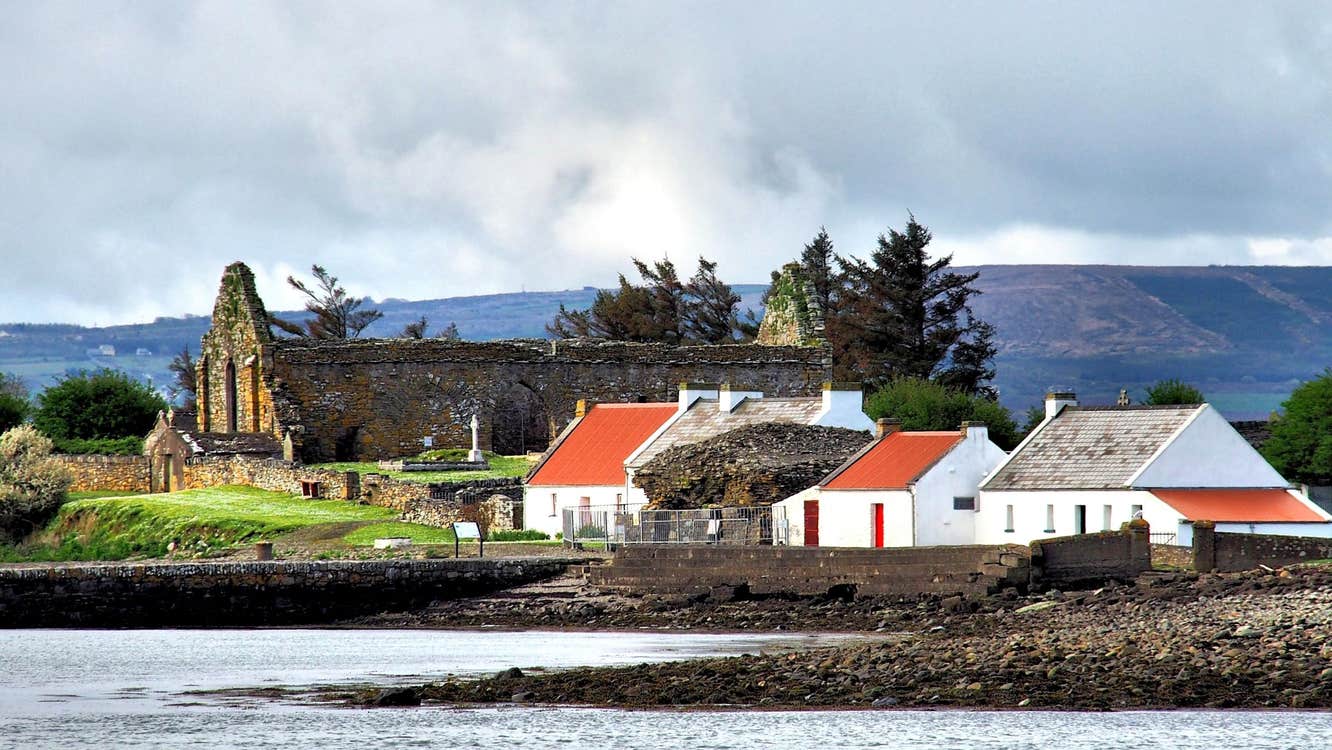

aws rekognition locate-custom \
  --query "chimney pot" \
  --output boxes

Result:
[1045,390,1078,420]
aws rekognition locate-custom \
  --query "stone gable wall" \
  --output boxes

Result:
[54,454,151,493]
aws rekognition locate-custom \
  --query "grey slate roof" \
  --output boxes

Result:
[983,405,1201,491]
[627,397,825,468]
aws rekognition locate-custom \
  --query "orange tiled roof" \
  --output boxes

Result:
[528,403,677,486]
[1152,488,1326,523]
[823,432,962,490]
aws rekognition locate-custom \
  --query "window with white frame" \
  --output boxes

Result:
[1103,505,1113,531]
[1045,504,1055,533]
[550,493,557,517]
[1005,505,1014,533]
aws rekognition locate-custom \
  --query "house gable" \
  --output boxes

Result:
[1131,405,1288,489]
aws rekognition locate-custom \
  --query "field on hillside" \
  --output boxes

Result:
[313,454,534,483]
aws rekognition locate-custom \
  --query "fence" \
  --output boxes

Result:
[563,505,782,545]
[1150,532,1178,546]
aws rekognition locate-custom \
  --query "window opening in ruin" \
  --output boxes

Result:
[224,359,238,433]
[491,382,549,455]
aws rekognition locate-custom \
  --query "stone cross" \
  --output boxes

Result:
[468,415,484,462]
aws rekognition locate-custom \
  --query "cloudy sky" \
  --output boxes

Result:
[3,1,1332,325]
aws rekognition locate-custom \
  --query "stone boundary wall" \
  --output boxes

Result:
[0,557,580,628]
[588,545,1032,598]
[1029,522,1151,589]
[1192,522,1332,573]
[54,454,151,493]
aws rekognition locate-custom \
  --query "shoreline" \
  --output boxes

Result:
[335,563,1332,712]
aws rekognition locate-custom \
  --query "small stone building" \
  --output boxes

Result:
[143,409,282,493]
[194,262,828,462]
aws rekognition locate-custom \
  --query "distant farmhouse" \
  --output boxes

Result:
[191,262,828,463]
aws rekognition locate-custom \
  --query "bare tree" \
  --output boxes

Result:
[278,265,383,339]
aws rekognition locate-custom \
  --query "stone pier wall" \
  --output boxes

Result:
[1192,522,1332,573]
[0,557,580,628]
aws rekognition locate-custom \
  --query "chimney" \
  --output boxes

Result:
[961,420,988,442]
[719,382,764,412]
[575,399,592,418]
[875,418,901,439]
[678,382,719,412]
[1045,390,1078,420]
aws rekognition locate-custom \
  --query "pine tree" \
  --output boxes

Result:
[276,265,383,339]
[800,227,836,319]
[833,215,995,393]
[684,257,743,344]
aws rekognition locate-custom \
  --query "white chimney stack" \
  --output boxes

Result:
[678,382,719,412]
[961,420,989,443]
[719,382,764,412]
[815,382,873,431]
[1045,390,1078,420]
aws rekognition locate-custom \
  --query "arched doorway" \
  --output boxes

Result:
[490,383,549,455]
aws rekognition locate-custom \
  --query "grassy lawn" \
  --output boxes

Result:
[68,490,148,501]
[342,521,455,546]
[2,486,398,562]
[312,453,535,483]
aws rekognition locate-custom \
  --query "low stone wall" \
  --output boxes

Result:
[0,557,579,628]
[1029,522,1151,589]
[588,545,1031,598]
[54,454,151,493]
[1193,521,1332,573]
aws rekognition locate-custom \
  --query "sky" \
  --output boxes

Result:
[3,1,1332,325]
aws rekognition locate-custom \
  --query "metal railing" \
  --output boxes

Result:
[563,505,783,545]
[1150,532,1179,546]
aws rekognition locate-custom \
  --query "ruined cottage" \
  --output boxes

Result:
[194,262,829,462]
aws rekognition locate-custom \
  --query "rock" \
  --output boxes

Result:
[1014,601,1063,615]
[872,697,899,707]
[495,667,525,680]
[372,687,421,707]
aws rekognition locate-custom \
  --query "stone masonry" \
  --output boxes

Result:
[197,262,828,462]
[54,455,151,493]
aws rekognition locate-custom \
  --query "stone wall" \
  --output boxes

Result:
[1029,522,1152,589]
[588,545,1031,598]
[266,337,828,462]
[1192,522,1332,573]
[54,454,151,493]
[0,557,580,627]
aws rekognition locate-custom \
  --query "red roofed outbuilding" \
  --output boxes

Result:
[523,401,677,537]
[775,420,1007,547]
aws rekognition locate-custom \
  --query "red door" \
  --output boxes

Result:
[872,503,885,547]
[804,500,819,546]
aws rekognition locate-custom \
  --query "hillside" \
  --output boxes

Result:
[3,265,1330,419]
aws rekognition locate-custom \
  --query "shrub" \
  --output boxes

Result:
[0,374,27,434]
[864,377,1020,449]
[1143,378,1205,406]
[52,436,144,456]
[487,528,550,542]
[33,369,166,444]
[0,425,72,543]
[1263,369,1332,486]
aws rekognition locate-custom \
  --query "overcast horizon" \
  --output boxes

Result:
[4,2,1332,326]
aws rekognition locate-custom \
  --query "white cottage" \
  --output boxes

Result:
[522,400,677,538]
[775,420,1007,547]
[975,392,1332,545]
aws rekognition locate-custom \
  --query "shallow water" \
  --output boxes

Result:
[1,629,1329,749]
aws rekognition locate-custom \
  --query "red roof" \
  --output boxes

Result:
[528,403,677,486]
[1152,489,1326,523]
[823,432,962,490]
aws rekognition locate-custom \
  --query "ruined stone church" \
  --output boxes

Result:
[195,262,828,462]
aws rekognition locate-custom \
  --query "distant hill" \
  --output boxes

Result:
[4,265,1330,420]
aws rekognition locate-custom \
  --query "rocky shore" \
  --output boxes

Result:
[349,564,1332,710]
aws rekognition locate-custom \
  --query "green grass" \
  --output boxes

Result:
[68,490,147,501]
[342,522,456,546]
[2,486,396,562]
[312,453,534,483]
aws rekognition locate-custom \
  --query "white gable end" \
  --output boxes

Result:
[1132,405,1287,489]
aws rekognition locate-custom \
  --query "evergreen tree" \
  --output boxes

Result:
[800,227,836,319]
[33,370,166,447]
[400,316,429,339]
[1143,378,1206,406]
[684,257,743,344]
[833,215,995,393]
[632,258,687,345]
[1262,369,1332,486]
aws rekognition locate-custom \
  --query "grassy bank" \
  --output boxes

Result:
[312,453,534,483]
[0,487,463,562]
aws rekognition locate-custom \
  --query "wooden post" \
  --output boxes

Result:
[1192,520,1216,572]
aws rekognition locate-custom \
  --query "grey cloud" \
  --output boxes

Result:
[2,1,1332,324]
